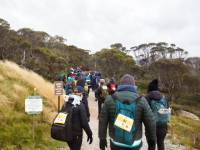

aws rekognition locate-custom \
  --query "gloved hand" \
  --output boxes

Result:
[99,139,107,150]
[87,135,93,144]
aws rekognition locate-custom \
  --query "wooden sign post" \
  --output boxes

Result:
[54,81,64,112]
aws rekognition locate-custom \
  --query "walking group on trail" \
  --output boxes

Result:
[51,67,171,150]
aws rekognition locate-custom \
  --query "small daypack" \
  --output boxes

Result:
[51,103,73,142]
[150,97,171,125]
[112,95,138,146]
[100,85,108,99]
[84,84,89,93]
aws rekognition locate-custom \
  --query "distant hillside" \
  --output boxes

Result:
[0,61,65,149]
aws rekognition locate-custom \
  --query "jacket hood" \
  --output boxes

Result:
[114,85,139,103]
[117,85,137,93]
[147,91,162,100]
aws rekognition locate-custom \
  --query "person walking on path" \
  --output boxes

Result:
[63,87,93,150]
[99,74,156,150]
[146,79,170,150]
[107,78,117,95]
[95,79,108,117]
[75,81,91,121]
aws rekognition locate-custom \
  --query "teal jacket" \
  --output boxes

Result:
[98,85,156,149]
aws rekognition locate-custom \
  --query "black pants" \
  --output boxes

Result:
[98,100,104,116]
[110,141,142,150]
[156,124,167,150]
[67,135,82,150]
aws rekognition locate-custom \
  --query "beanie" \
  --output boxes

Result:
[100,79,105,84]
[147,79,159,92]
[120,74,135,85]
[75,86,84,93]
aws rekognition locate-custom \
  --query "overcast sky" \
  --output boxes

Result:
[0,0,200,56]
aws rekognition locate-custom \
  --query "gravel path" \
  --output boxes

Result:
[81,92,185,150]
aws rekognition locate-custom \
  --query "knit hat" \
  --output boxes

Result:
[147,79,159,92]
[76,79,85,88]
[100,79,105,84]
[75,86,84,93]
[120,74,135,85]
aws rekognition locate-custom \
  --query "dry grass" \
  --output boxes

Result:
[0,61,66,148]
[169,116,200,149]
[0,74,4,81]
[0,92,12,107]
[0,61,55,105]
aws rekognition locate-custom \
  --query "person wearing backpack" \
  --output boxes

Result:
[98,74,156,150]
[75,83,90,122]
[62,87,93,150]
[107,78,117,95]
[95,79,108,116]
[146,79,170,150]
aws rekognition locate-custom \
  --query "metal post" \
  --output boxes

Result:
[58,96,60,112]
[32,114,35,148]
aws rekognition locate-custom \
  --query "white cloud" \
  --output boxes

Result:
[0,0,199,56]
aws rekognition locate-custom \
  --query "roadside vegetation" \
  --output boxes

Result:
[0,61,65,149]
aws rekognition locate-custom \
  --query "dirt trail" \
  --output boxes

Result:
[81,92,185,150]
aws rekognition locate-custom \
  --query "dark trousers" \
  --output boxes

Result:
[156,124,167,150]
[67,135,82,150]
[98,100,104,116]
[110,141,142,150]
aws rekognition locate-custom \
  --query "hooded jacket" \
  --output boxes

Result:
[99,85,156,149]
[146,91,162,101]
[62,100,92,138]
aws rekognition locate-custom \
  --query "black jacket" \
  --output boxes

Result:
[82,94,90,121]
[95,86,105,102]
[63,102,92,137]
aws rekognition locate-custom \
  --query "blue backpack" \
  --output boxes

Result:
[112,95,139,146]
[150,97,171,125]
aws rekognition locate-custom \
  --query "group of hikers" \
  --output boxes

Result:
[51,68,171,150]
[57,67,101,95]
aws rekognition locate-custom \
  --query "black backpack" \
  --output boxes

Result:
[51,103,73,142]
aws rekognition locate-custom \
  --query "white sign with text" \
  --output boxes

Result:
[25,96,43,115]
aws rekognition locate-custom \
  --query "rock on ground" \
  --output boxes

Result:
[177,110,199,120]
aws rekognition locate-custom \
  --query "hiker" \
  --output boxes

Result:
[146,79,170,150]
[75,82,90,121]
[91,74,97,91]
[64,83,72,95]
[77,77,90,95]
[107,78,117,95]
[62,87,93,150]
[85,73,92,93]
[99,74,156,150]
[95,79,108,116]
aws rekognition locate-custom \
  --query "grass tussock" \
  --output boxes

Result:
[0,61,54,103]
[0,60,65,149]
[169,116,200,149]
